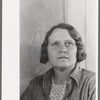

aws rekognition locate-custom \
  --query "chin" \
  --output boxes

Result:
[57,62,70,67]
[54,62,75,69]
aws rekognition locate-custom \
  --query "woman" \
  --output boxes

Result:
[21,23,95,100]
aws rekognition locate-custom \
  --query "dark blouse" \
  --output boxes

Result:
[21,63,96,100]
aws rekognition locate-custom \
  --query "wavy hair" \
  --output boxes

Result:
[40,23,86,64]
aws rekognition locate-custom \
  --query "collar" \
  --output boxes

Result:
[43,68,54,97]
[70,63,82,87]
[42,63,82,97]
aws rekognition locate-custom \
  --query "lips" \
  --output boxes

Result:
[57,56,68,59]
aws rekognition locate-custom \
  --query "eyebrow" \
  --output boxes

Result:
[49,40,75,43]
[65,40,75,43]
[48,40,59,44]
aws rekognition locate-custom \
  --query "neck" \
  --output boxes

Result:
[53,65,75,84]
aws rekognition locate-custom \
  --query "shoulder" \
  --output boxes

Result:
[82,68,95,80]
[29,74,44,88]
[21,69,53,99]
[81,68,96,87]
[82,69,96,99]
[29,68,53,89]
[20,74,44,100]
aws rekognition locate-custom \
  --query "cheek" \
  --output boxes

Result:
[47,47,58,61]
[48,47,57,55]
[69,48,77,59]
[47,48,54,60]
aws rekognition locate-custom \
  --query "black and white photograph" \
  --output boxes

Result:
[20,0,98,100]
[2,0,98,100]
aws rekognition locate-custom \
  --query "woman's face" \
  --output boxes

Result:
[47,28,77,69]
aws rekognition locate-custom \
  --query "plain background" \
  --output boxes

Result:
[20,0,98,95]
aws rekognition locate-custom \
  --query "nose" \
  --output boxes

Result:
[59,44,67,53]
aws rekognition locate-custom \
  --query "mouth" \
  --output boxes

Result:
[57,56,69,59]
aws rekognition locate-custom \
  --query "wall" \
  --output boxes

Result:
[20,0,98,95]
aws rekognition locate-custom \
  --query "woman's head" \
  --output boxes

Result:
[40,23,86,67]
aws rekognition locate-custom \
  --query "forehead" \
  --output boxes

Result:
[48,28,75,42]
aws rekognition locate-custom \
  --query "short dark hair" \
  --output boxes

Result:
[40,23,86,64]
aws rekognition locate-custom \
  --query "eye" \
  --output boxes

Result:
[52,42,59,46]
[65,42,73,47]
